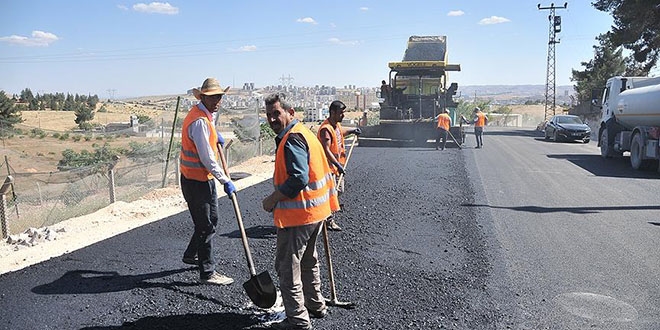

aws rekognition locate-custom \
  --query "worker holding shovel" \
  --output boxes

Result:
[262,93,340,330]
[317,100,361,231]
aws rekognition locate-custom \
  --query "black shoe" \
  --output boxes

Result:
[307,307,327,319]
[182,256,198,265]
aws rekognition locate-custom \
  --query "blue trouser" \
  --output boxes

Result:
[475,127,484,147]
[180,175,218,279]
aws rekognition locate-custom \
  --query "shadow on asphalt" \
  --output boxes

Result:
[462,203,660,214]
[223,225,277,239]
[547,154,660,179]
[649,222,660,227]
[32,268,198,294]
[78,312,267,330]
[481,129,541,137]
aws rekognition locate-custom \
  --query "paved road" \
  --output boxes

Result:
[1,127,658,330]
[464,127,660,329]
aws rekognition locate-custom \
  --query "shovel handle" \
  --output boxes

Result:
[231,193,258,277]
[321,220,339,301]
[337,135,358,188]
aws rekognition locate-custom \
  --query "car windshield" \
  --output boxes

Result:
[557,116,583,124]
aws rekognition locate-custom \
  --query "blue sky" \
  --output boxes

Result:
[1,1,614,98]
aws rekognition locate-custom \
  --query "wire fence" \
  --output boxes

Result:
[1,99,274,238]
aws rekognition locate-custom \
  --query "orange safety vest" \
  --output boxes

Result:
[180,105,219,181]
[317,119,346,175]
[273,122,340,228]
[475,112,487,127]
[437,113,451,131]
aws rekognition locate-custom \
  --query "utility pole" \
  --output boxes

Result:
[279,74,294,92]
[538,2,567,121]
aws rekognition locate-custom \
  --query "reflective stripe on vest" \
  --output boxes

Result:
[317,119,346,175]
[273,122,340,228]
[179,105,219,181]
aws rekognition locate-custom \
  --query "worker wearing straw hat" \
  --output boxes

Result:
[180,77,236,286]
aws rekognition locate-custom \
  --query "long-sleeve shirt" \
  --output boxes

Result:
[187,103,230,184]
[274,119,309,198]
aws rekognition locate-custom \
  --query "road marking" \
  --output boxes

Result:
[554,292,638,322]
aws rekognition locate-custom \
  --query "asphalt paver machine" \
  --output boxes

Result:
[360,36,464,147]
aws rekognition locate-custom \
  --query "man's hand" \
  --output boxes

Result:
[223,181,236,197]
[262,190,286,213]
[352,128,362,136]
[335,163,345,175]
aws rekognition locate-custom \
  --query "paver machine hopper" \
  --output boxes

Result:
[360,36,463,147]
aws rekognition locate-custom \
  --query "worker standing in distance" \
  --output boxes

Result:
[180,77,236,286]
[317,100,361,231]
[435,109,451,151]
[473,107,488,148]
[380,80,392,105]
[262,93,340,330]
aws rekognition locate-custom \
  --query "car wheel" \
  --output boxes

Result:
[583,138,590,144]
[544,130,549,141]
[553,130,560,142]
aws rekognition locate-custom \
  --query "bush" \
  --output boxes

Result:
[72,135,82,142]
[52,132,61,138]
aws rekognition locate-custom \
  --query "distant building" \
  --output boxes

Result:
[304,108,328,122]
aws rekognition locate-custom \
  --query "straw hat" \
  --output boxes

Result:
[192,77,230,100]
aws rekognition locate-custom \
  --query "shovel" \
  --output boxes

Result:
[447,129,463,150]
[321,219,356,309]
[230,193,277,309]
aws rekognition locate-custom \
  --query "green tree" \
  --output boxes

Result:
[74,103,95,129]
[570,34,626,103]
[20,88,34,103]
[0,91,23,132]
[592,0,660,74]
[63,94,75,111]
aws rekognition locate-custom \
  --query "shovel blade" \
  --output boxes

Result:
[243,271,277,309]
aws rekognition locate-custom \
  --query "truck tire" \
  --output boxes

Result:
[600,128,621,158]
[630,133,658,170]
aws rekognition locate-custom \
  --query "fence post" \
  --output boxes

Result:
[108,168,116,204]
[0,176,14,239]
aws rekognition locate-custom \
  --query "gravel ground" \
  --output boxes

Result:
[0,146,515,330]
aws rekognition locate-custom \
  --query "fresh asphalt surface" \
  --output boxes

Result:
[1,127,659,330]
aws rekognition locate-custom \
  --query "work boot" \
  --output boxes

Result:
[307,306,328,319]
[270,318,312,330]
[182,256,198,265]
[326,219,342,231]
[201,272,234,286]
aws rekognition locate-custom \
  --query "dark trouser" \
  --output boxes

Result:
[475,127,484,147]
[180,175,218,279]
[436,128,448,150]
[275,221,325,328]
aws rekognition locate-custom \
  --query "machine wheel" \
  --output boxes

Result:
[599,128,621,158]
[630,133,656,170]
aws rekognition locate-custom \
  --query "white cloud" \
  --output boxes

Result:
[117,4,128,10]
[328,37,359,46]
[296,17,317,25]
[478,16,511,25]
[359,7,369,11]
[447,10,464,17]
[0,30,59,47]
[238,45,257,52]
[133,2,179,15]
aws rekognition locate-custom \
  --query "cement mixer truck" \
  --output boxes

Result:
[595,76,660,170]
